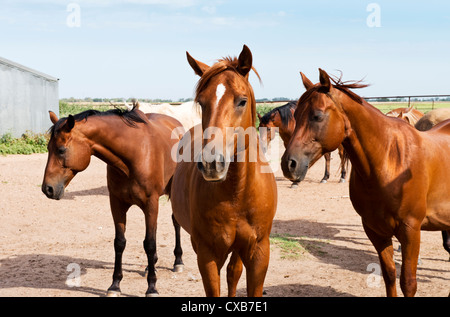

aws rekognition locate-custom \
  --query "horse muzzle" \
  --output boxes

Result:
[42,182,65,200]
[281,153,310,182]
[197,153,230,182]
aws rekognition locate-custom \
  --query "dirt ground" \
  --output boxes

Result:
[0,137,448,297]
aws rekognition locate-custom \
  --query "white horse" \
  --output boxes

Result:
[124,100,201,130]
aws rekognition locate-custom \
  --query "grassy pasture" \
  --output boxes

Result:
[1,100,449,155]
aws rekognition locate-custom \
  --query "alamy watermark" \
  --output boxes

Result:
[366,3,381,27]
[171,126,279,173]
[66,263,81,288]
[366,262,382,288]
[67,3,81,28]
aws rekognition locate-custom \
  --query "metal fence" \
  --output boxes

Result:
[255,94,450,114]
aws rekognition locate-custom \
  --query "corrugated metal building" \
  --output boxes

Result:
[0,57,59,137]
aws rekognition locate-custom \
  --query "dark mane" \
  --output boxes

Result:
[329,74,369,104]
[260,101,297,127]
[49,106,147,136]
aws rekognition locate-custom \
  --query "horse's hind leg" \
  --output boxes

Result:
[227,251,243,297]
[338,145,347,183]
[107,195,131,297]
[320,152,331,183]
[442,230,450,261]
[172,214,184,272]
[143,194,160,297]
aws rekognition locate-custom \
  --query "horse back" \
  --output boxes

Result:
[428,118,450,135]
[145,112,185,135]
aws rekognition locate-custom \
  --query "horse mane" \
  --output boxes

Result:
[299,73,369,107]
[194,56,261,101]
[50,106,147,136]
[260,101,297,127]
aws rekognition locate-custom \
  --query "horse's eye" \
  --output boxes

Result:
[58,147,67,155]
[237,99,247,107]
[311,111,324,122]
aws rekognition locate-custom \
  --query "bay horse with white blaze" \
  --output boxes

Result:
[281,69,450,297]
[42,107,184,297]
[170,45,277,296]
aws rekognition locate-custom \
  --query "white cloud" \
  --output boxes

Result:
[201,5,217,15]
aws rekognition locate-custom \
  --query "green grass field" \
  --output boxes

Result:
[1,100,449,155]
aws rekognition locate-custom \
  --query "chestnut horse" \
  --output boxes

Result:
[42,107,184,297]
[170,45,277,296]
[258,100,348,185]
[386,107,424,126]
[281,69,450,297]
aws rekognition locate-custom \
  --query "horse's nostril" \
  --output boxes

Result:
[43,185,54,197]
[215,154,225,172]
[289,159,297,171]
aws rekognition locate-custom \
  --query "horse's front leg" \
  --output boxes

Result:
[226,251,243,297]
[107,195,131,297]
[143,194,160,297]
[241,236,270,297]
[363,222,397,297]
[196,242,226,297]
[396,222,421,297]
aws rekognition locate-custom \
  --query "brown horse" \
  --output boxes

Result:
[258,100,348,184]
[281,69,450,297]
[415,107,450,131]
[170,45,277,296]
[386,107,424,126]
[42,107,184,297]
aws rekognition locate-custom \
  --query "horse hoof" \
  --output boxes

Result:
[146,292,159,298]
[320,179,327,184]
[106,290,121,297]
[339,178,346,183]
[173,264,184,273]
[290,182,299,189]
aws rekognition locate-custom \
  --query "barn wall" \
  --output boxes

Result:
[0,59,59,137]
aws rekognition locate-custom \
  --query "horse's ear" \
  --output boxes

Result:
[237,45,253,78]
[318,68,332,93]
[49,111,59,124]
[300,72,314,90]
[63,115,75,132]
[186,51,210,77]
[257,112,262,120]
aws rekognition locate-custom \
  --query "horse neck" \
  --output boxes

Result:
[79,117,134,176]
[226,112,260,188]
[335,91,393,180]
[279,120,295,147]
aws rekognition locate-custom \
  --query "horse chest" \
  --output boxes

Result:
[349,176,399,234]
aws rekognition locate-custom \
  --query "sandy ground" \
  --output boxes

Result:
[0,136,448,297]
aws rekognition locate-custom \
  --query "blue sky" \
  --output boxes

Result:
[1,0,450,100]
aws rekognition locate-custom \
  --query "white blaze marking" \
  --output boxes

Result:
[215,83,226,107]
